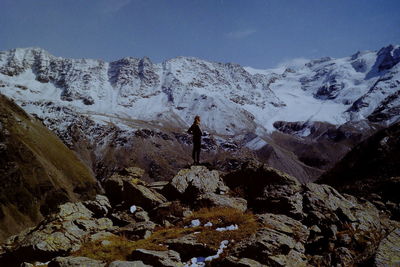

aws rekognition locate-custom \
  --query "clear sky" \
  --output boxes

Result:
[1,0,399,68]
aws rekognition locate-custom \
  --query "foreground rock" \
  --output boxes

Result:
[232,213,309,266]
[48,256,106,267]
[103,167,167,210]
[164,166,228,201]
[129,249,182,267]
[375,228,400,267]
[0,161,397,266]
[0,198,114,265]
[109,261,152,267]
[223,161,303,218]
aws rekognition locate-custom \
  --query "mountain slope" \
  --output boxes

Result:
[0,45,399,182]
[318,121,400,203]
[0,94,98,242]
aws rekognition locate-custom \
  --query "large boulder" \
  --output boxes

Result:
[103,167,145,205]
[164,166,228,202]
[123,180,167,210]
[0,202,114,265]
[129,249,182,267]
[223,161,303,218]
[232,213,309,266]
[103,167,166,210]
[84,195,112,218]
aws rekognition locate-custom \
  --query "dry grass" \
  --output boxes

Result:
[183,207,259,249]
[73,207,259,263]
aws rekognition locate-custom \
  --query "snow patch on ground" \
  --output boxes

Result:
[184,240,229,267]
[216,224,239,232]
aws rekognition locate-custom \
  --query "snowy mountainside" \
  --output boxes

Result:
[0,45,399,137]
[0,48,282,136]
[0,45,399,182]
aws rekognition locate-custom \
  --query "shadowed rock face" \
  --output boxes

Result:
[0,94,98,243]
[318,121,400,218]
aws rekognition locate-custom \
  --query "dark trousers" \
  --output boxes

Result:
[192,142,201,163]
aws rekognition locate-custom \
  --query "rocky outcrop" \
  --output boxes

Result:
[223,161,303,218]
[232,213,309,266]
[0,199,113,265]
[164,166,228,200]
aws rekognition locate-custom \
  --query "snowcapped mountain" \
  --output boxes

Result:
[0,45,399,135]
[0,44,399,181]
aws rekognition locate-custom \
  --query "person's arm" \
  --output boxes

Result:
[187,125,194,134]
[198,125,203,136]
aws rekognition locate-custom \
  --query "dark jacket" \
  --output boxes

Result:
[187,123,202,144]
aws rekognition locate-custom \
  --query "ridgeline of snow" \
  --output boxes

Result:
[0,44,399,139]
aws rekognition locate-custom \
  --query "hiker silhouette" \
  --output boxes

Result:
[187,115,202,165]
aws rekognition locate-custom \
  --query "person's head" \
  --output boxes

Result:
[194,115,201,125]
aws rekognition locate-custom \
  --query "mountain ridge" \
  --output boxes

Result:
[0,44,399,182]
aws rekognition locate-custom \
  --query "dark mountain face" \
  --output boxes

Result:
[318,121,400,217]
[0,94,99,242]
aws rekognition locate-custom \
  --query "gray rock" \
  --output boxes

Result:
[304,183,384,265]
[103,167,145,205]
[48,256,106,267]
[123,181,167,210]
[166,166,226,201]
[232,213,308,266]
[108,260,152,267]
[84,195,112,217]
[165,233,215,262]
[129,249,182,267]
[257,213,309,244]
[375,228,400,267]
[222,161,303,218]
[1,202,114,264]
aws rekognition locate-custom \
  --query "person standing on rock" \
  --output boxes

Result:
[187,115,202,165]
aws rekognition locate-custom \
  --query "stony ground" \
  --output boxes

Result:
[0,161,399,267]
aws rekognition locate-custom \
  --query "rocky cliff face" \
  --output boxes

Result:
[0,94,99,242]
[1,162,398,266]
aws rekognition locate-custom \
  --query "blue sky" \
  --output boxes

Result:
[1,0,399,68]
